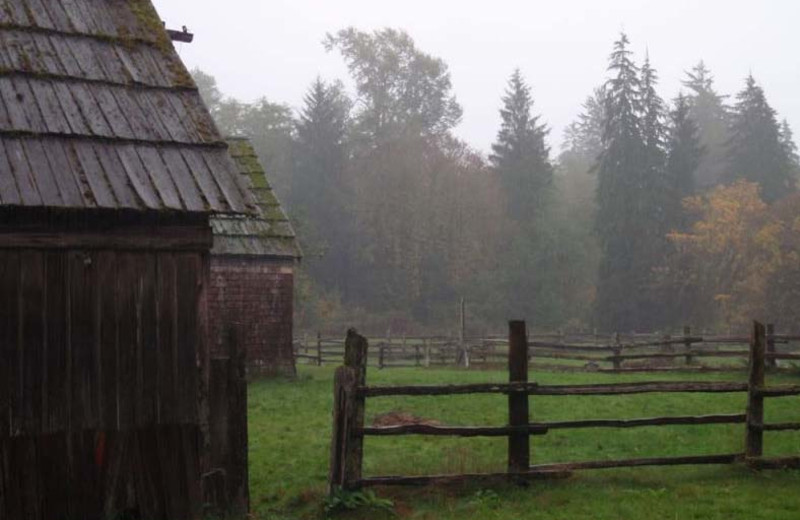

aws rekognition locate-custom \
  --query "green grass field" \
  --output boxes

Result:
[247,365,800,519]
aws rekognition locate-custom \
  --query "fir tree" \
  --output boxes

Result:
[490,69,553,223]
[779,119,800,183]
[682,61,729,188]
[726,75,796,202]
[293,78,353,296]
[594,33,648,331]
[659,93,704,327]
[640,54,669,236]
[666,93,703,217]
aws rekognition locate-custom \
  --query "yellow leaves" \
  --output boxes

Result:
[667,180,800,329]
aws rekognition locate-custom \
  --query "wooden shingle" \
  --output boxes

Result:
[211,138,301,259]
[0,0,256,214]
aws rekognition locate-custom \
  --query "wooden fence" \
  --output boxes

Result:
[298,325,800,373]
[328,322,800,493]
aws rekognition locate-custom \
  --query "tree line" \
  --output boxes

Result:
[194,30,800,334]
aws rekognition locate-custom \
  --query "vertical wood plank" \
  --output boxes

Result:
[342,329,368,489]
[0,251,19,437]
[139,254,158,426]
[69,250,99,431]
[116,252,138,430]
[508,320,529,474]
[328,366,354,494]
[20,250,44,435]
[175,253,200,425]
[156,253,177,424]
[97,251,118,430]
[45,252,68,433]
[746,321,766,461]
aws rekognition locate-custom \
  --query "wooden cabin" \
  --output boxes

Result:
[0,1,255,518]
[210,138,301,376]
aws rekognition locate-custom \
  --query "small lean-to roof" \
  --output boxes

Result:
[0,0,256,214]
[211,138,301,259]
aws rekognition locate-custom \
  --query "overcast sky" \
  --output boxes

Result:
[154,0,800,154]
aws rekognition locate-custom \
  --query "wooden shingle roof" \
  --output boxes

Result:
[211,138,301,259]
[0,0,256,214]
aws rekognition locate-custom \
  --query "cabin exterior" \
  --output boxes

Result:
[0,1,253,518]
[210,138,301,376]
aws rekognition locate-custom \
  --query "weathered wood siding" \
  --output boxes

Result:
[0,246,208,520]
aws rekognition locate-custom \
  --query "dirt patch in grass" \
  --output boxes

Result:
[372,411,442,427]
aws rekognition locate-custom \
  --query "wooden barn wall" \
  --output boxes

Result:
[0,247,208,520]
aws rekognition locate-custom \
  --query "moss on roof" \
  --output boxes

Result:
[210,138,301,259]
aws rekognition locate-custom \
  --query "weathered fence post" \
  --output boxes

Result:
[424,338,431,368]
[746,321,766,464]
[508,321,530,476]
[329,329,369,494]
[766,323,776,368]
[683,326,693,366]
[459,298,469,368]
[378,343,385,370]
[612,332,621,371]
[415,343,421,367]
[317,332,323,366]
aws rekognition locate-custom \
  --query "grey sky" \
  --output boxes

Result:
[154,0,800,154]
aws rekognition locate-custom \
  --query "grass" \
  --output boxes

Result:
[248,365,800,519]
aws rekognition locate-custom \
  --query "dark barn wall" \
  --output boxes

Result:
[0,242,209,520]
[209,256,295,376]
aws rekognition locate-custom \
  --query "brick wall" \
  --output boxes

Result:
[209,256,295,377]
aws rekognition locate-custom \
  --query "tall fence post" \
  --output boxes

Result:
[612,332,621,371]
[316,332,323,366]
[508,321,530,475]
[424,338,431,368]
[766,323,776,368]
[683,326,693,366]
[746,321,766,464]
[378,343,385,370]
[329,329,369,494]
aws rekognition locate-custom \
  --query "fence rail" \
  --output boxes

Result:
[328,321,800,494]
[298,323,800,373]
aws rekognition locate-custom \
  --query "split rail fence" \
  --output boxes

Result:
[329,321,800,493]
[299,325,800,373]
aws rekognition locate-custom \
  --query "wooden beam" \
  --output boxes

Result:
[358,470,572,487]
[532,381,748,396]
[529,453,742,472]
[538,414,746,430]
[359,424,548,437]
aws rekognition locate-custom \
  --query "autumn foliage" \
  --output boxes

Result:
[663,181,798,331]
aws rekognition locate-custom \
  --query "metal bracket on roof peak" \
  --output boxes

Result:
[166,25,194,43]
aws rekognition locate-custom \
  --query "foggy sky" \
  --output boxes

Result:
[154,0,800,153]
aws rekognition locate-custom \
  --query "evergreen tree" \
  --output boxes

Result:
[779,119,800,183]
[726,75,796,202]
[594,33,652,331]
[683,61,729,189]
[659,93,704,327]
[490,69,554,223]
[293,78,353,297]
[640,55,669,235]
[563,86,606,161]
[666,93,703,221]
